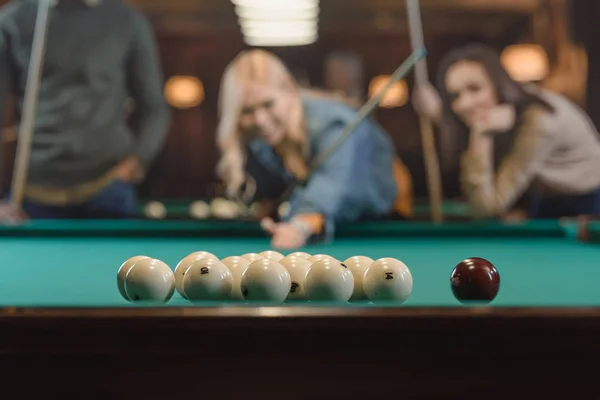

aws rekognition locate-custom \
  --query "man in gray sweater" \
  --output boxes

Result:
[0,0,170,220]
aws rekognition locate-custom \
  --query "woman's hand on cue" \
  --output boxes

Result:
[260,217,308,249]
[0,201,28,225]
[412,83,442,125]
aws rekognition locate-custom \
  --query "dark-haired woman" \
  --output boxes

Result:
[413,43,600,219]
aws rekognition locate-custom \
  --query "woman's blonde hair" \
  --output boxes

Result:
[215,49,308,198]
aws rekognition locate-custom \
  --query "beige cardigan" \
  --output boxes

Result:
[460,86,600,217]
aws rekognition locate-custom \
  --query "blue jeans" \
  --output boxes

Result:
[22,180,138,219]
[528,188,600,219]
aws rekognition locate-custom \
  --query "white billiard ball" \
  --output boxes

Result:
[363,258,413,303]
[304,259,354,302]
[182,258,233,301]
[189,200,210,219]
[124,258,175,302]
[174,251,219,298]
[259,250,285,261]
[144,201,167,219]
[240,259,291,303]
[279,255,312,301]
[284,252,311,260]
[343,255,374,300]
[210,197,240,219]
[241,253,263,263]
[117,255,150,300]
[224,199,243,218]
[307,254,337,264]
[221,256,251,300]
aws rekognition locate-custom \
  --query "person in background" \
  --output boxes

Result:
[413,43,600,220]
[0,0,169,220]
[215,49,413,249]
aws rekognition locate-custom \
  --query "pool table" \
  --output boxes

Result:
[0,218,599,398]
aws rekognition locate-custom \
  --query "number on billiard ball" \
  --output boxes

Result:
[280,256,312,301]
[182,259,233,301]
[290,282,299,293]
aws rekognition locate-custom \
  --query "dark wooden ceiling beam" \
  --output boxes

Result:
[131,0,540,40]
[131,0,540,15]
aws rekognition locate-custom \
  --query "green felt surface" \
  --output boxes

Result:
[0,219,598,308]
[0,218,569,237]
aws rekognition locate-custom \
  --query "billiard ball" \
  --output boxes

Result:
[307,254,337,264]
[363,257,413,303]
[240,259,291,303]
[241,253,264,263]
[174,251,219,299]
[284,252,311,260]
[117,255,150,300]
[189,200,210,219]
[123,258,175,302]
[279,255,312,301]
[210,197,240,219]
[182,258,233,301]
[304,259,354,302]
[144,201,167,219]
[343,255,374,300]
[259,250,285,261]
[221,256,251,300]
[450,257,500,303]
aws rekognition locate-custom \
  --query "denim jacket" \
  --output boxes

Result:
[245,94,399,241]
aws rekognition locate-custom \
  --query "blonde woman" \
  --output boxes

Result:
[216,50,413,249]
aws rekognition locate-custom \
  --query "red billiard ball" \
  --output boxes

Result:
[450,257,500,303]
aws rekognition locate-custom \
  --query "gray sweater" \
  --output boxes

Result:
[0,0,170,187]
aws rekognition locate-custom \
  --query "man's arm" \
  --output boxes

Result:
[126,11,170,171]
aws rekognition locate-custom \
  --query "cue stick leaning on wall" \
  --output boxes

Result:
[9,0,54,208]
[406,0,444,223]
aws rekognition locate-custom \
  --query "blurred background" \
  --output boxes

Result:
[1,0,597,215]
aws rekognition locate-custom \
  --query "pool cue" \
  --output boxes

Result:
[236,48,427,218]
[309,47,426,174]
[406,0,444,223]
[10,0,53,208]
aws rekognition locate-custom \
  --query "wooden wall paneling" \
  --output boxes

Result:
[139,34,246,199]
[567,0,600,130]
